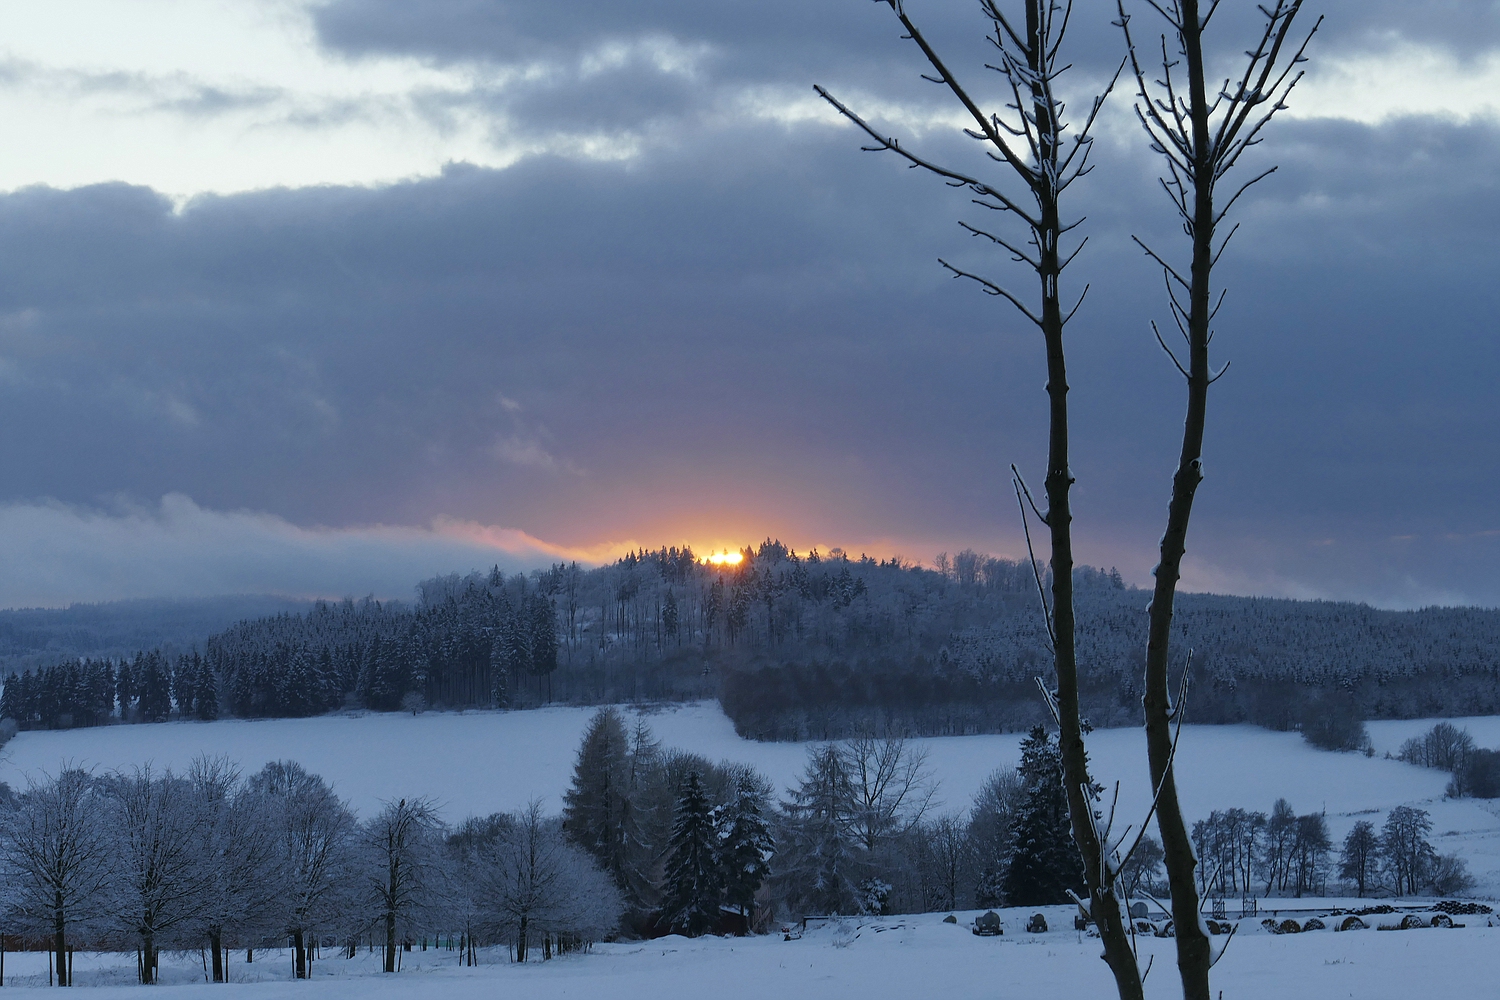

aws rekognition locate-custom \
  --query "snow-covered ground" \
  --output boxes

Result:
[0,907,1495,998]
[3,702,1498,890]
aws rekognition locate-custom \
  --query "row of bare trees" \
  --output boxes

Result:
[0,761,620,986]
[820,0,1318,996]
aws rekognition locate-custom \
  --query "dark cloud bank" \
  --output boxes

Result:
[0,0,1496,608]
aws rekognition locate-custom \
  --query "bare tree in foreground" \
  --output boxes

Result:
[841,737,935,853]
[480,800,621,962]
[188,755,278,984]
[251,760,357,980]
[361,797,445,973]
[1117,2,1318,996]
[102,765,210,983]
[817,3,1144,995]
[0,768,113,987]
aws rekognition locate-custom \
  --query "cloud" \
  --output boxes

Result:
[0,494,596,608]
[0,2,1493,610]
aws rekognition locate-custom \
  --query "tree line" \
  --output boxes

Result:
[0,759,620,985]
[8,542,1500,740]
[1394,721,1500,799]
[1191,798,1472,901]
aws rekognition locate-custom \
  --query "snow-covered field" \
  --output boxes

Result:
[0,907,1495,998]
[3,702,1499,890]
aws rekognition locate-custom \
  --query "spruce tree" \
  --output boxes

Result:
[488,638,509,708]
[195,656,219,721]
[135,652,173,723]
[716,779,773,929]
[1001,726,1082,906]
[116,662,136,718]
[779,743,856,915]
[562,708,635,894]
[0,672,19,723]
[172,654,197,718]
[662,589,680,641]
[661,771,722,936]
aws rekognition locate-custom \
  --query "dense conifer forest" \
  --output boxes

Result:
[4,541,1500,739]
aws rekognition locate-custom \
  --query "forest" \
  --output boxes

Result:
[4,541,1500,740]
[1,708,1469,988]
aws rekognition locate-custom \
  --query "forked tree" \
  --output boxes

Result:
[1116,1,1318,997]
[816,3,1145,996]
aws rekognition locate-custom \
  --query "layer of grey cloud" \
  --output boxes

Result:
[0,494,566,608]
[0,0,1494,609]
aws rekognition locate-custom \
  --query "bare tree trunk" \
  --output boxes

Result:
[294,928,307,980]
[210,929,224,983]
[53,909,65,988]
[817,4,1139,994]
[384,912,397,973]
[141,930,156,985]
[1120,2,1318,996]
[1140,5,1214,993]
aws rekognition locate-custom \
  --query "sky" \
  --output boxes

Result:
[0,0,1496,609]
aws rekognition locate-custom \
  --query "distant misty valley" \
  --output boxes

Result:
[3,541,1498,748]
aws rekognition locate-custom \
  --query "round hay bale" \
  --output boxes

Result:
[1398,914,1426,930]
[1337,916,1367,932]
[1277,919,1302,934]
[1302,918,1325,932]
[1430,913,1454,929]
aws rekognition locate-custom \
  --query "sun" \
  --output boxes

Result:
[704,551,744,566]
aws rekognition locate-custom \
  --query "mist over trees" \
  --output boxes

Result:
[6,542,1500,741]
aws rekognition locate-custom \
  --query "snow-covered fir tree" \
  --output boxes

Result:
[778,743,857,916]
[715,777,774,928]
[1000,726,1081,906]
[660,770,721,936]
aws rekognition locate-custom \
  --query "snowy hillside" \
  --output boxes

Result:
[4,702,1498,892]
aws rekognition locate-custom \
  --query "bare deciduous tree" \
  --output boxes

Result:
[840,737,935,853]
[361,796,445,973]
[1116,2,1319,996]
[188,755,278,984]
[101,765,211,983]
[250,760,357,980]
[480,800,620,962]
[817,2,1143,994]
[0,767,113,987]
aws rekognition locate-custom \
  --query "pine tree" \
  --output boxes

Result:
[528,594,558,676]
[279,648,318,717]
[716,779,773,930]
[1000,726,1081,906]
[562,708,636,895]
[779,743,857,916]
[0,672,19,723]
[359,637,407,711]
[488,638,509,708]
[195,656,219,721]
[500,608,532,681]
[661,771,721,936]
[172,654,197,718]
[135,652,173,723]
[662,590,680,641]
[116,662,137,719]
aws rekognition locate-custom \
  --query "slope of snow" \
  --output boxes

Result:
[2,703,1497,890]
